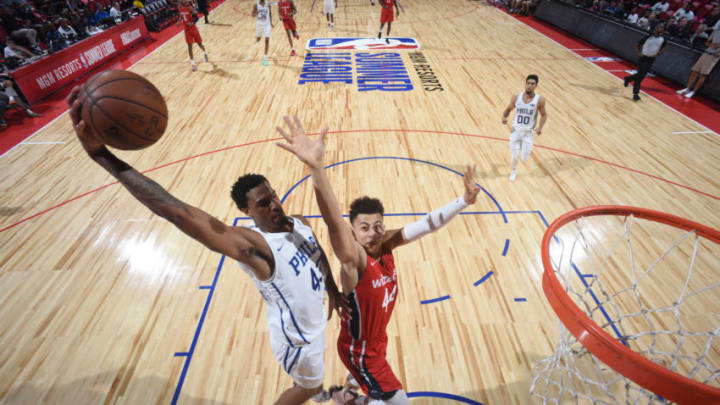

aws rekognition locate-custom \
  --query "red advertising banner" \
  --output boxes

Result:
[13,17,150,104]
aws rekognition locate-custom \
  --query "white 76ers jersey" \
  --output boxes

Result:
[513,92,540,131]
[240,217,327,345]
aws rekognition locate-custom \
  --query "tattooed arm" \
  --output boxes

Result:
[66,87,273,274]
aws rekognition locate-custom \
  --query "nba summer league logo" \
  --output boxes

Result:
[298,38,444,92]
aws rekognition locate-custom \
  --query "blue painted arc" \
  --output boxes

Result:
[408,391,485,404]
[280,156,508,224]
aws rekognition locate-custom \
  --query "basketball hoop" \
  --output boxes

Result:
[532,206,720,404]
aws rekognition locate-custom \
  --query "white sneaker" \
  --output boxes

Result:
[676,88,689,94]
[190,61,197,71]
[509,170,517,182]
[204,53,209,62]
[684,91,695,98]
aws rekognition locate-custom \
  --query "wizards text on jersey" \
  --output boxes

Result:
[298,52,413,92]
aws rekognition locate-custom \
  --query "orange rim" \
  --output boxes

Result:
[541,206,720,404]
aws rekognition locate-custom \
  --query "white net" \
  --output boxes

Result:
[531,212,720,404]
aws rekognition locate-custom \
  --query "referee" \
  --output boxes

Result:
[624,23,666,101]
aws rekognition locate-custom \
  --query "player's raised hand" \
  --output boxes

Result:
[67,86,104,157]
[462,164,481,205]
[276,115,328,169]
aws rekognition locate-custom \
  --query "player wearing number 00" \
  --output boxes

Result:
[501,74,548,182]
[276,116,481,404]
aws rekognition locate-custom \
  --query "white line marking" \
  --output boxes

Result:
[21,141,66,144]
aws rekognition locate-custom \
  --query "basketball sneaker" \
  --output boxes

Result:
[204,53,209,62]
[378,31,382,39]
[262,56,268,66]
[291,49,296,56]
[684,90,694,99]
[190,61,197,71]
[676,88,689,95]
[294,31,300,39]
[332,388,360,404]
[623,76,630,87]
[509,169,517,182]
[386,38,390,44]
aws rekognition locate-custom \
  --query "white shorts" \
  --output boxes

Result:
[323,0,335,14]
[256,22,271,38]
[509,128,534,161]
[270,332,325,388]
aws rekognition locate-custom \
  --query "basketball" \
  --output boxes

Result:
[79,70,168,150]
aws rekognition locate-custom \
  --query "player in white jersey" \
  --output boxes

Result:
[65,88,345,405]
[323,0,336,30]
[501,74,548,182]
[252,0,273,66]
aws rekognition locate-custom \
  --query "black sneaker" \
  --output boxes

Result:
[623,76,630,87]
[385,38,390,44]
[378,31,381,39]
[633,94,640,101]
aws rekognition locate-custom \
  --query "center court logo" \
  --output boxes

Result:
[298,52,413,92]
[306,37,421,51]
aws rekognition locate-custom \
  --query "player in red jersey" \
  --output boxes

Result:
[276,116,481,405]
[177,0,209,71]
[278,0,300,56]
[377,0,400,44]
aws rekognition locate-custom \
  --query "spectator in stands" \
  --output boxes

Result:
[109,2,121,23]
[624,23,666,101]
[1,6,42,53]
[672,2,694,22]
[3,38,34,66]
[0,92,11,127]
[57,17,78,43]
[649,0,669,14]
[626,6,639,24]
[43,20,66,52]
[92,6,116,28]
[638,15,650,30]
[603,1,618,16]
[647,12,660,30]
[0,63,41,118]
[132,0,144,8]
[704,7,720,31]
[666,16,691,40]
[690,22,710,47]
[677,21,720,98]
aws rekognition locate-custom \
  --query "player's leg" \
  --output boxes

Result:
[378,22,385,38]
[272,333,328,405]
[632,57,651,100]
[520,133,534,163]
[187,43,197,71]
[386,21,391,36]
[197,42,208,62]
[509,130,522,181]
[687,73,707,98]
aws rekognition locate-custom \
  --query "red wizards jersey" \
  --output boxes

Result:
[178,5,194,26]
[278,0,293,19]
[341,252,398,343]
[381,0,394,12]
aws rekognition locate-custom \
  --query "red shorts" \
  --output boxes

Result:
[337,337,403,399]
[184,24,202,44]
[282,17,296,31]
[380,10,394,23]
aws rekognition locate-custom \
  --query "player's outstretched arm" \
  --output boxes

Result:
[501,94,517,125]
[395,0,401,15]
[67,87,272,270]
[536,96,547,136]
[382,165,480,252]
[275,116,366,271]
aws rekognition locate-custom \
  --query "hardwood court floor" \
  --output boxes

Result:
[0,0,718,403]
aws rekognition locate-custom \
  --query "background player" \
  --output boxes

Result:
[377,0,400,43]
[278,0,300,56]
[177,0,208,71]
[252,0,273,66]
[276,115,481,405]
[501,74,548,182]
[324,0,336,30]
